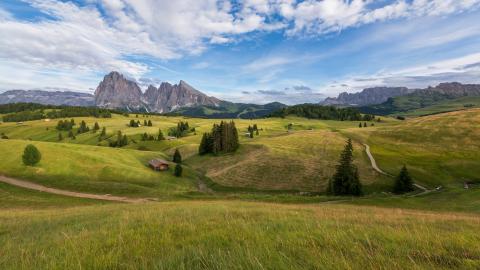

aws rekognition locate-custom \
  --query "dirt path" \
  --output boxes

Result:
[363,144,431,195]
[363,144,389,175]
[0,175,150,203]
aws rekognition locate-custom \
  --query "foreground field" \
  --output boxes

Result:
[0,200,478,269]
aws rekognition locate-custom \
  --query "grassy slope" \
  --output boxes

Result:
[0,139,196,197]
[347,109,480,188]
[0,201,479,269]
[398,96,480,117]
[0,115,388,194]
[0,182,105,209]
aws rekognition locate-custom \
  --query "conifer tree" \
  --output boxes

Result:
[68,130,74,138]
[359,123,362,128]
[363,122,367,127]
[148,120,152,126]
[158,129,165,140]
[93,122,100,131]
[393,165,414,194]
[328,139,362,196]
[144,120,148,126]
[100,127,106,137]
[174,164,183,177]
[22,144,41,166]
[173,149,182,163]
[58,133,63,141]
[249,130,254,138]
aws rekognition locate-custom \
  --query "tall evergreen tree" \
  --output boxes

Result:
[173,149,182,163]
[58,133,63,141]
[393,165,414,194]
[174,164,183,177]
[328,139,363,196]
[22,144,41,166]
[158,129,165,140]
[144,120,148,126]
[93,122,100,131]
[148,120,153,126]
[68,130,74,138]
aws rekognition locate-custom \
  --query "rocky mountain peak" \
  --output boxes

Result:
[94,72,222,112]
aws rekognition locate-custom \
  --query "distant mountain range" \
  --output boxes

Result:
[0,71,285,118]
[359,82,480,115]
[0,89,95,106]
[321,87,414,106]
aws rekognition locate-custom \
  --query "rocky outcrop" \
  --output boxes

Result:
[143,80,221,113]
[321,87,414,106]
[421,82,480,98]
[0,90,94,106]
[94,71,221,112]
[94,71,145,111]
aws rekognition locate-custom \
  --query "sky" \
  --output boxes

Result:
[1,0,480,104]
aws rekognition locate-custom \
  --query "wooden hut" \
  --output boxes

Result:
[148,159,169,171]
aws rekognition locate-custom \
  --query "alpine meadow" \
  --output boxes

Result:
[1,1,480,269]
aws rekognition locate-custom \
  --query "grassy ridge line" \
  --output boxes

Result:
[0,201,479,269]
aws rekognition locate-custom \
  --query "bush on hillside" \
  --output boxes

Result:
[22,144,41,166]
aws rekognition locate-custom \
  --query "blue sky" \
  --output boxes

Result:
[1,0,480,104]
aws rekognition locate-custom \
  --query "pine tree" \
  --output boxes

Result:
[328,139,362,196]
[144,120,148,126]
[249,130,254,138]
[122,135,128,146]
[359,123,362,128]
[173,149,182,163]
[70,119,75,126]
[68,130,74,138]
[363,122,367,127]
[174,164,183,177]
[58,133,63,141]
[22,144,41,166]
[199,133,208,155]
[130,119,136,127]
[393,165,414,194]
[256,129,259,136]
[158,129,165,140]
[148,120,152,126]
[93,122,100,131]
[100,127,106,137]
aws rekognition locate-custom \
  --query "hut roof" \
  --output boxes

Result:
[149,159,169,167]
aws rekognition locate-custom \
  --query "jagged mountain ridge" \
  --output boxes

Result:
[94,71,221,112]
[321,87,415,106]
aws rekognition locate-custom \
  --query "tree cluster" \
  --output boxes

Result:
[141,132,155,141]
[168,121,191,138]
[77,120,90,134]
[199,121,239,155]
[269,104,375,121]
[247,124,259,137]
[109,131,128,147]
[129,119,141,127]
[327,139,363,196]
[56,119,75,131]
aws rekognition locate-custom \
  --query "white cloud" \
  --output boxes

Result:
[322,52,480,96]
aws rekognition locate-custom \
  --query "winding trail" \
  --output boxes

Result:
[363,144,430,195]
[0,175,150,203]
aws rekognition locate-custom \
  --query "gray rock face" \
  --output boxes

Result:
[94,71,145,111]
[0,89,94,106]
[321,87,414,106]
[95,71,221,112]
[421,82,480,97]
[143,80,221,113]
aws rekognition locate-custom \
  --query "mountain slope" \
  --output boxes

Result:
[359,82,480,115]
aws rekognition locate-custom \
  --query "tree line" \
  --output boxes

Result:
[2,103,114,122]
[269,104,375,121]
[199,121,239,155]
